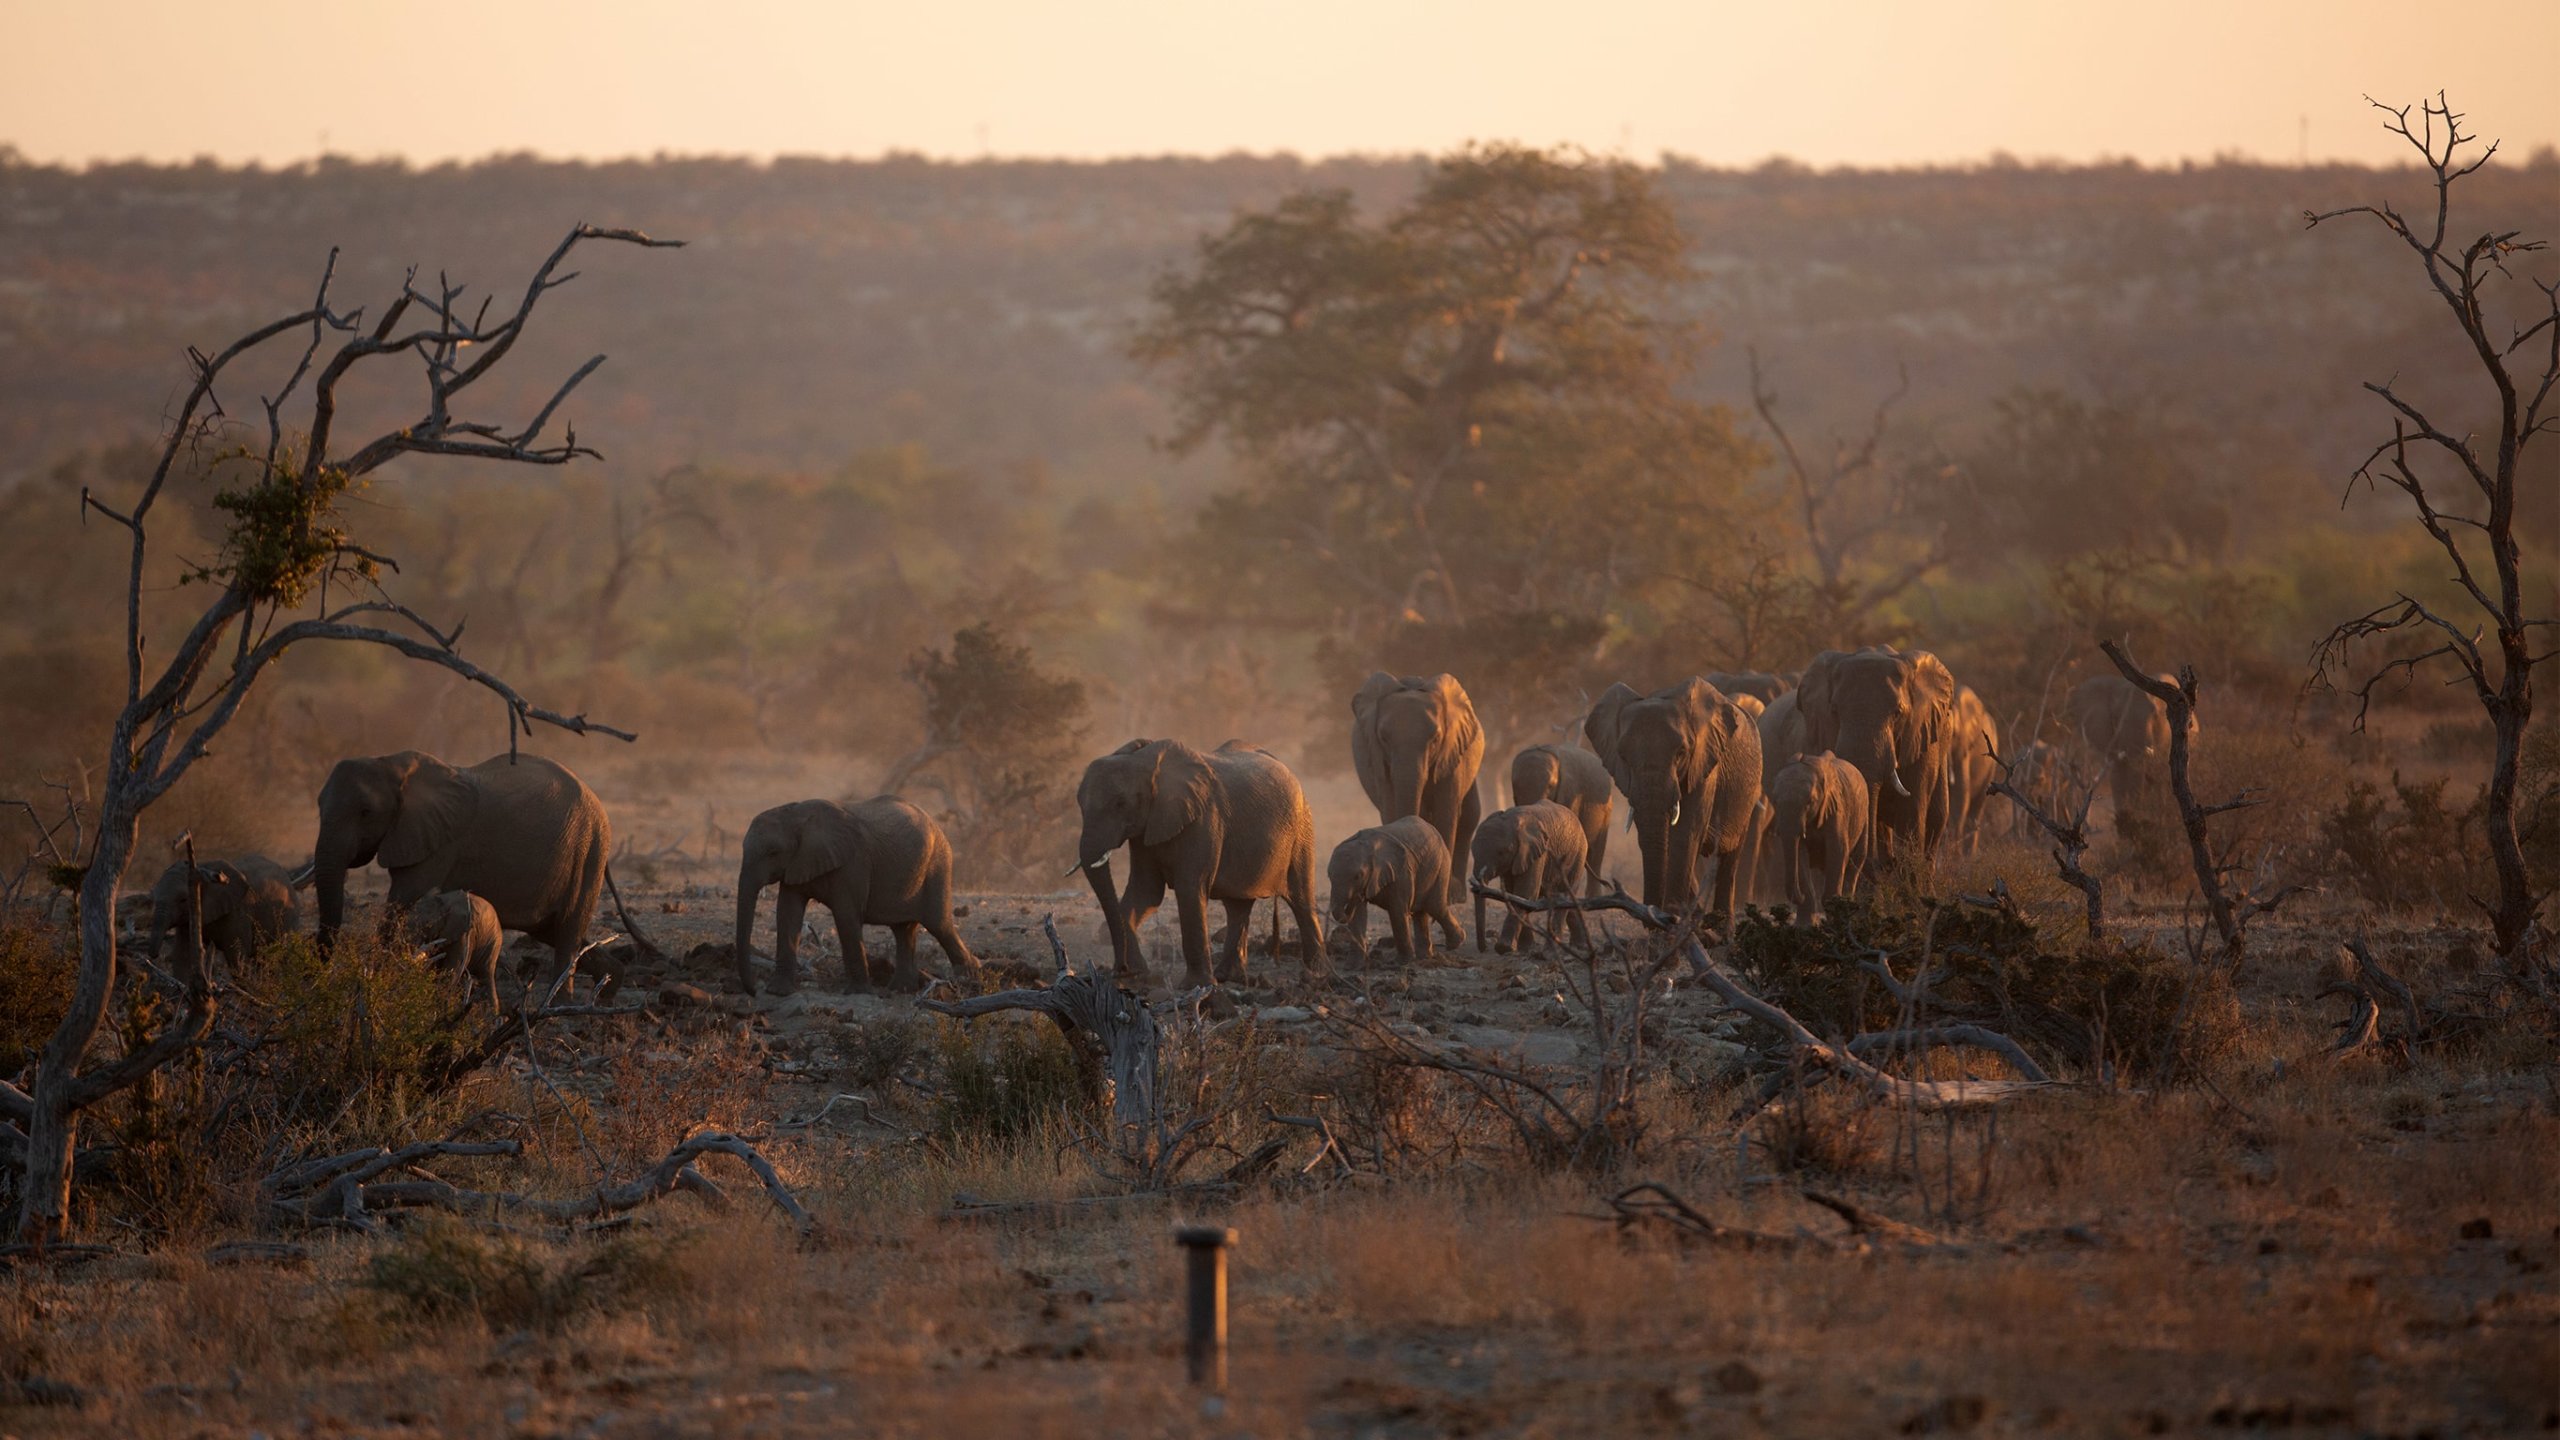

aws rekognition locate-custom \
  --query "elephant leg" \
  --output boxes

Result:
[1385,900,1415,963]
[1473,882,1490,953]
[1175,887,1215,989]
[1283,885,1328,980]
[1497,873,1526,953]
[923,915,980,979]
[887,923,925,994]
[1117,858,1169,983]
[1707,838,1740,929]
[1215,898,1255,984]
[770,887,808,995]
[1552,868,1591,950]
[1584,821,1609,897]
[832,908,872,993]
[1427,892,1464,953]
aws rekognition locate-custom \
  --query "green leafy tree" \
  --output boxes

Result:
[1133,144,1760,705]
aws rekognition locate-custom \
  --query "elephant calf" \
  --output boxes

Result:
[1767,752,1870,923]
[405,890,503,1016]
[1507,743,1611,894]
[1327,817,1464,964]
[147,855,299,973]
[1470,801,1591,953]
[735,796,982,995]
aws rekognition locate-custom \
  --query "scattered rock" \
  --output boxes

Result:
[1449,1026,1580,1066]
[2460,1216,2494,1240]
[657,982,715,1007]
[1712,1360,1762,1395]
[1254,1006,1315,1025]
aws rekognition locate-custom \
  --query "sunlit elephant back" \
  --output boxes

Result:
[1350,672,1486,907]
[1796,647,1959,862]
[1584,677,1763,918]
[311,751,611,989]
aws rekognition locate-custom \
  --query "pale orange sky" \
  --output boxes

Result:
[6,0,2555,167]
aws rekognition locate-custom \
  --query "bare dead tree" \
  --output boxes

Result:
[1984,746,2107,939]
[2307,94,2558,967]
[11,224,679,1245]
[2098,642,2308,965]
[1747,349,1946,632]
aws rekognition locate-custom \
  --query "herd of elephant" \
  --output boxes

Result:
[140,648,2193,1003]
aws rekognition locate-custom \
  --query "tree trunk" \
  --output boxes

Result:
[17,800,134,1244]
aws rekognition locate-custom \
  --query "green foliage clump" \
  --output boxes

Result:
[189,450,373,606]
[930,1016,1086,1141]
[1732,894,2234,1082]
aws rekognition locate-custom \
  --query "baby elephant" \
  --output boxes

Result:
[735,796,982,995]
[405,890,504,1017]
[1470,801,1592,953]
[1327,817,1464,964]
[1767,752,1870,922]
[146,855,300,973]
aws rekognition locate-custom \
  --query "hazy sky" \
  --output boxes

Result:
[8,0,2555,168]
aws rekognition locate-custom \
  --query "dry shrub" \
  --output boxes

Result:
[365,1219,695,1335]
[1753,1080,1894,1178]
[930,1015,1086,1141]
[0,916,72,1074]
[587,1021,771,1167]
[832,1010,929,1091]
[1733,894,2236,1081]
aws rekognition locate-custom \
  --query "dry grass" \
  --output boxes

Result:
[1,881,2554,1437]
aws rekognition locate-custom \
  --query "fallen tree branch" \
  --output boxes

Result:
[264,1130,811,1233]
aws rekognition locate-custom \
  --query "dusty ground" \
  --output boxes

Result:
[3,849,2555,1439]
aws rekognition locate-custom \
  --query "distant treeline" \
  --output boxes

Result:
[3,149,2554,497]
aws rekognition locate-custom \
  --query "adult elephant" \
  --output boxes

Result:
[312,751,611,988]
[1350,672,1485,907]
[2067,673,2191,819]
[1585,678,1764,920]
[1744,688,1812,902]
[1797,647,1958,862]
[1940,685,2002,857]
[1507,742,1613,893]
[1075,739,1325,989]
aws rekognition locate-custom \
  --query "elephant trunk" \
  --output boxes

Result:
[1636,802,1673,909]
[313,849,351,955]
[733,858,768,993]
[1081,855,1139,978]
[1878,728,1912,798]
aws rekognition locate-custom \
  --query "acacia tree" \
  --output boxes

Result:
[2309,96,2557,964]
[1133,144,1757,679]
[3,224,677,1243]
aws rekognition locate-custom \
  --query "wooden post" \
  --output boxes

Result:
[1176,1224,1234,1390]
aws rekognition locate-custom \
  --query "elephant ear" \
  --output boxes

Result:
[1143,744,1213,848]
[1425,673,1483,768]
[1906,652,1959,747]
[1584,683,1642,793]
[783,804,862,887]
[381,755,477,871]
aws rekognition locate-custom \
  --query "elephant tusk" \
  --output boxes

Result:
[1669,799,1681,827]
[1886,768,1911,799]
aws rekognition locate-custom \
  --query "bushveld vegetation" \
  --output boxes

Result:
[0,100,2553,1435]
